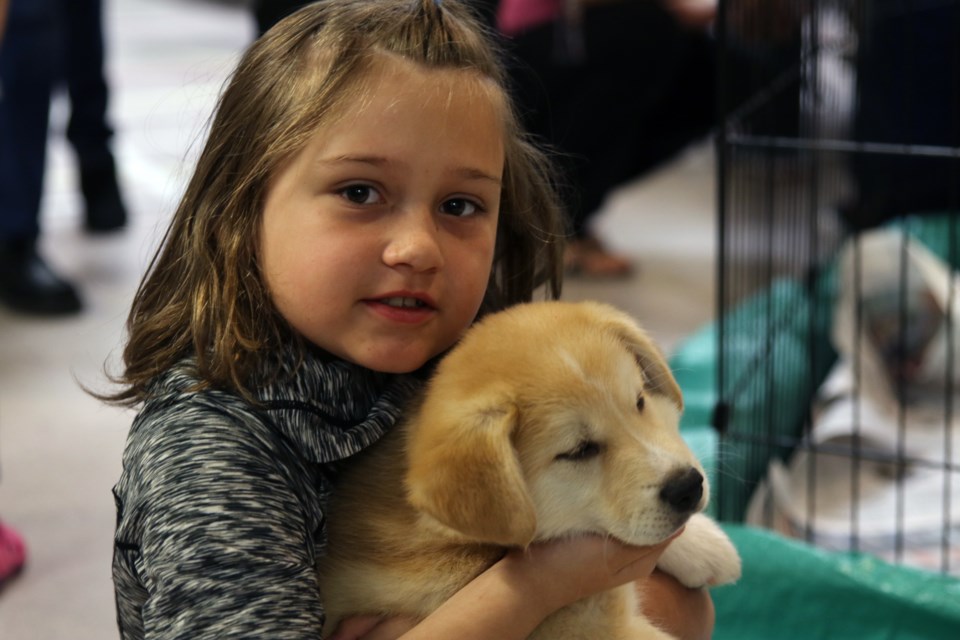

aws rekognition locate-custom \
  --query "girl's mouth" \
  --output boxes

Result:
[380,296,429,309]
[365,293,437,324]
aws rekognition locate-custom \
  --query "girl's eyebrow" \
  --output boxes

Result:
[322,154,389,167]
[320,154,502,186]
[455,166,502,186]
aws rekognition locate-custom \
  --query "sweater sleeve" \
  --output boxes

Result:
[113,398,327,639]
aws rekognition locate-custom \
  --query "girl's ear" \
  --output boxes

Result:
[405,401,537,547]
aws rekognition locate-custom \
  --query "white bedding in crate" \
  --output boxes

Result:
[747,229,960,575]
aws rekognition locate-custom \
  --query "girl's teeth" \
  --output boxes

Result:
[382,297,424,308]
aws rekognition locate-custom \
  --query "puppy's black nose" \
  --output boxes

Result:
[659,468,704,514]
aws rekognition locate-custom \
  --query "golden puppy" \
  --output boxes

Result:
[319,301,741,639]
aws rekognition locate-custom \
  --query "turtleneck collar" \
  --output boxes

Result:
[256,351,426,464]
[151,349,427,465]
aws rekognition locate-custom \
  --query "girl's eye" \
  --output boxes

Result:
[440,198,480,217]
[340,185,381,205]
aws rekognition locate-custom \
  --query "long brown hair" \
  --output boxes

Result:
[102,0,565,406]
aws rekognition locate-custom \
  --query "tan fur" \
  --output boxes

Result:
[318,301,741,639]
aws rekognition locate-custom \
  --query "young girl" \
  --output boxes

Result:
[105,1,713,638]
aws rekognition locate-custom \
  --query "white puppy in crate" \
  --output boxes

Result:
[319,301,741,639]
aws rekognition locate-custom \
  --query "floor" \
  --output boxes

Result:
[0,0,716,637]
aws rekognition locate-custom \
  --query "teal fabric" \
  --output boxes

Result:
[901,213,960,269]
[712,525,960,640]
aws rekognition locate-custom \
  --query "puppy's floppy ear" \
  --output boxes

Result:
[405,401,537,547]
[601,307,684,412]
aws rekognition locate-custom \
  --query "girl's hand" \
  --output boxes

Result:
[499,530,684,614]
[327,615,417,640]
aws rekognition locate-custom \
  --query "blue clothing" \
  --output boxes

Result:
[0,0,113,242]
[112,351,423,639]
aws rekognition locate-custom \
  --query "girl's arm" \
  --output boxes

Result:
[331,532,712,640]
[114,406,330,639]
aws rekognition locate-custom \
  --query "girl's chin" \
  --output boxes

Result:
[365,361,426,374]
[345,348,435,374]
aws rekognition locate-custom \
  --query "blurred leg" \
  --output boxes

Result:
[251,0,309,36]
[0,0,82,314]
[62,0,126,232]
[0,0,58,244]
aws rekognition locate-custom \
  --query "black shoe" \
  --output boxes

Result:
[0,241,83,315]
[80,156,128,234]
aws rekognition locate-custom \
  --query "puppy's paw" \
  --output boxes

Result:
[656,514,742,588]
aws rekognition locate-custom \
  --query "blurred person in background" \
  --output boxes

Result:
[0,0,127,315]
[498,0,718,277]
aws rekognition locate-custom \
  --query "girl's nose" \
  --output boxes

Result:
[381,208,444,272]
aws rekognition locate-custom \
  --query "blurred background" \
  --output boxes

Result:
[0,1,716,637]
[13,0,959,638]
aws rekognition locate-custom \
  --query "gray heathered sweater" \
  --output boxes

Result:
[112,352,422,639]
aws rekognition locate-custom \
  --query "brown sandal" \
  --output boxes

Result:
[565,236,634,279]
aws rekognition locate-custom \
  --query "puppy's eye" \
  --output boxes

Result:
[636,394,645,412]
[556,440,603,462]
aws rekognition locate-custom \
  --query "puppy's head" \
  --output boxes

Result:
[405,301,705,547]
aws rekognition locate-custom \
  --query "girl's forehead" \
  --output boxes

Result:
[343,54,506,120]
[273,54,509,176]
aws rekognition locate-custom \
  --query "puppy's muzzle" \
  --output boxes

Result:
[659,468,704,514]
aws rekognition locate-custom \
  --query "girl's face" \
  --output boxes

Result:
[260,59,504,373]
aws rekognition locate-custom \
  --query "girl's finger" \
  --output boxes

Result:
[610,527,686,576]
[356,616,418,640]
[327,615,385,640]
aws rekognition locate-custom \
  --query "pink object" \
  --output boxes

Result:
[0,521,26,589]
[496,0,561,36]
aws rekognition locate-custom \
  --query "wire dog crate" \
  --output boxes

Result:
[713,0,960,576]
